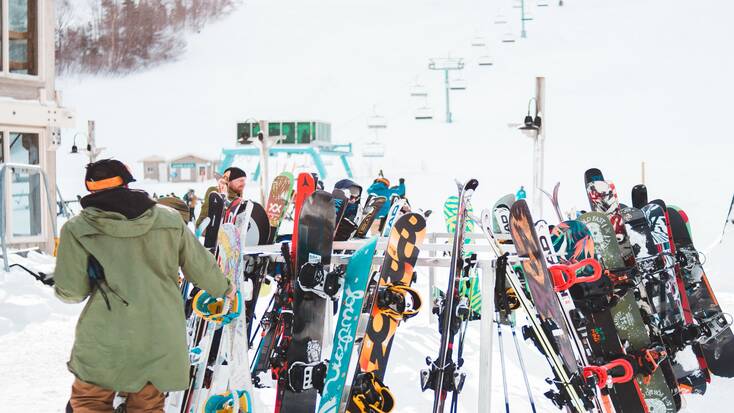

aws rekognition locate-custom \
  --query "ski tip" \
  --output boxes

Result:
[464,178,479,191]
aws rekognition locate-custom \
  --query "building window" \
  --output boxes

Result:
[297,122,311,144]
[9,132,41,237]
[281,122,295,144]
[5,0,38,75]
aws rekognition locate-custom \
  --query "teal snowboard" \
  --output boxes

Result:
[317,237,378,413]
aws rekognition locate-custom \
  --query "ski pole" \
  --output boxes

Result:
[510,317,536,413]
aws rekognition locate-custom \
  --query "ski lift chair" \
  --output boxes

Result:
[415,106,434,120]
[471,36,487,47]
[450,78,468,91]
[502,32,517,43]
[367,115,388,129]
[362,141,386,158]
[478,55,494,66]
[410,83,428,98]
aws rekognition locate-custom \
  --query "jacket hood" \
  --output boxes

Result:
[79,207,163,238]
[81,188,156,219]
[335,179,362,192]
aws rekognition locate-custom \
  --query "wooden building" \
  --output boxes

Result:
[0,0,75,255]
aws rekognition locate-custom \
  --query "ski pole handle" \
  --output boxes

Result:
[549,258,602,292]
[583,359,634,388]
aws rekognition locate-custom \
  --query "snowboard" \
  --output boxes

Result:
[346,212,427,412]
[275,190,336,413]
[207,221,258,413]
[265,172,295,243]
[621,205,684,409]
[491,193,515,235]
[478,209,598,412]
[576,213,677,413]
[290,173,317,265]
[632,185,648,209]
[354,196,386,238]
[203,191,225,251]
[333,189,349,233]
[318,237,379,413]
[644,200,708,393]
[380,194,407,237]
[584,175,635,267]
[667,207,734,377]
[509,200,611,412]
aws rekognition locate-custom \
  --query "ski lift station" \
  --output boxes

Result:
[220,120,354,179]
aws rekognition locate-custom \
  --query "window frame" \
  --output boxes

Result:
[1,125,47,244]
[1,0,43,80]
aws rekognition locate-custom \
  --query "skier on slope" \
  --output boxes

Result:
[195,166,247,231]
[366,176,406,232]
[53,159,235,413]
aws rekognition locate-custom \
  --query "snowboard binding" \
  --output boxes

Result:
[298,261,344,300]
[376,284,422,321]
[548,258,602,292]
[582,358,634,388]
[288,360,328,393]
[694,310,734,344]
[192,290,242,325]
[350,372,395,413]
[204,389,252,413]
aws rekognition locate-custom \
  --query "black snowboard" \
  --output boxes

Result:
[277,190,336,412]
[667,207,734,377]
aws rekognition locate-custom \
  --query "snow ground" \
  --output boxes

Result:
[1,0,733,411]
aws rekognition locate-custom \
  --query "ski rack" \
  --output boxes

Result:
[241,232,531,412]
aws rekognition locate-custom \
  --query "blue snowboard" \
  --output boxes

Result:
[317,237,378,413]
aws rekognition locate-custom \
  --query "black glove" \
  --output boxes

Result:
[399,178,405,184]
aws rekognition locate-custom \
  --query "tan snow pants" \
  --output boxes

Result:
[67,378,165,412]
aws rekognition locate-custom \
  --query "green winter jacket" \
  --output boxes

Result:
[54,205,229,392]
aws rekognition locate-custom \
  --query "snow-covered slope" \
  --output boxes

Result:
[3,0,731,411]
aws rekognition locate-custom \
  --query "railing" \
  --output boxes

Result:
[0,163,58,272]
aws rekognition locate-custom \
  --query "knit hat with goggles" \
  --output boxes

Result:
[85,159,136,191]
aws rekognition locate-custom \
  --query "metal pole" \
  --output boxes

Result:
[478,261,496,412]
[641,161,646,184]
[87,120,96,164]
[521,0,527,38]
[444,69,452,123]
[534,77,546,218]
[258,121,269,205]
[428,232,437,325]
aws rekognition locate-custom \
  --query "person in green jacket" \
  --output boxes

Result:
[54,159,235,412]
[194,166,247,230]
